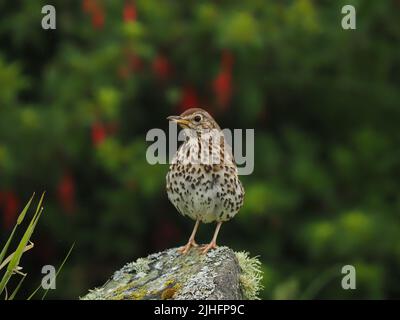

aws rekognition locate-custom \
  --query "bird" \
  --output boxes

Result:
[166,108,245,254]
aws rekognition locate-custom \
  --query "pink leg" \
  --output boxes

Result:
[179,220,200,254]
[201,222,222,254]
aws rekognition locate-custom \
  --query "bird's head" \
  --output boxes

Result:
[167,108,220,132]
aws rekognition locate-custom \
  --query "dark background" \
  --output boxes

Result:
[0,0,399,299]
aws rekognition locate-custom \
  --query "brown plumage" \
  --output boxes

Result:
[166,108,244,254]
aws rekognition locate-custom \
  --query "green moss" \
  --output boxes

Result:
[235,251,263,300]
[124,287,149,300]
[164,279,175,287]
[108,282,151,300]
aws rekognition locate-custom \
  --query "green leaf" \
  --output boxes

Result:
[0,193,45,295]
[0,226,17,268]
[0,193,34,267]
[8,274,26,300]
[17,193,35,225]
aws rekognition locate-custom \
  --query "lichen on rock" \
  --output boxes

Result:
[81,246,263,300]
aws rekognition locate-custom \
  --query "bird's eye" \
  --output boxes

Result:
[193,115,202,123]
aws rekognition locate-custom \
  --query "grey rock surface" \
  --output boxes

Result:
[82,246,246,300]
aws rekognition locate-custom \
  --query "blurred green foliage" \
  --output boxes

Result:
[0,0,399,299]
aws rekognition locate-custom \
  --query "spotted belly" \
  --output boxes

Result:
[166,164,244,223]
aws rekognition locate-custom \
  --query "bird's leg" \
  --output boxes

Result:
[201,222,222,254]
[179,219,200,254]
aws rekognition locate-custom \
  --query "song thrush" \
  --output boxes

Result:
[166,108,245,254]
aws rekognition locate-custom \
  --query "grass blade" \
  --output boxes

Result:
[8,274,27,300]
[28,243,75,300]
[42,243,75,300]
[0,241,34,271]
[0,226,17,268]
[26,281,41,300]
[0,193,45,295]
[0,193,35,266]
[17,193,35,225]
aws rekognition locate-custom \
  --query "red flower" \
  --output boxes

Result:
[82,0,105,29]
[91,6,105,29]
[91,121,107,146]
[1,191,19,229]
[213,70,232,109]
[123,1,137,22]
[213,50,234,109]
[178,86,200,113]
[152,54,172,80]
[57,171,76,214]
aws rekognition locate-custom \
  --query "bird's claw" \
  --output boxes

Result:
[200,241,217,254]
[178,239,198,254]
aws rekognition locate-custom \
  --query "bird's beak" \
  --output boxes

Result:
[167,115,190,127]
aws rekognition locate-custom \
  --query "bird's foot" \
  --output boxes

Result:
[178,239,199,254]
[200,241,217,254]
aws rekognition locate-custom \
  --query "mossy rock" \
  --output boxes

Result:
[81,246,262,300]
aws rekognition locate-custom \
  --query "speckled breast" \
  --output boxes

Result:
[166,135,244,223]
